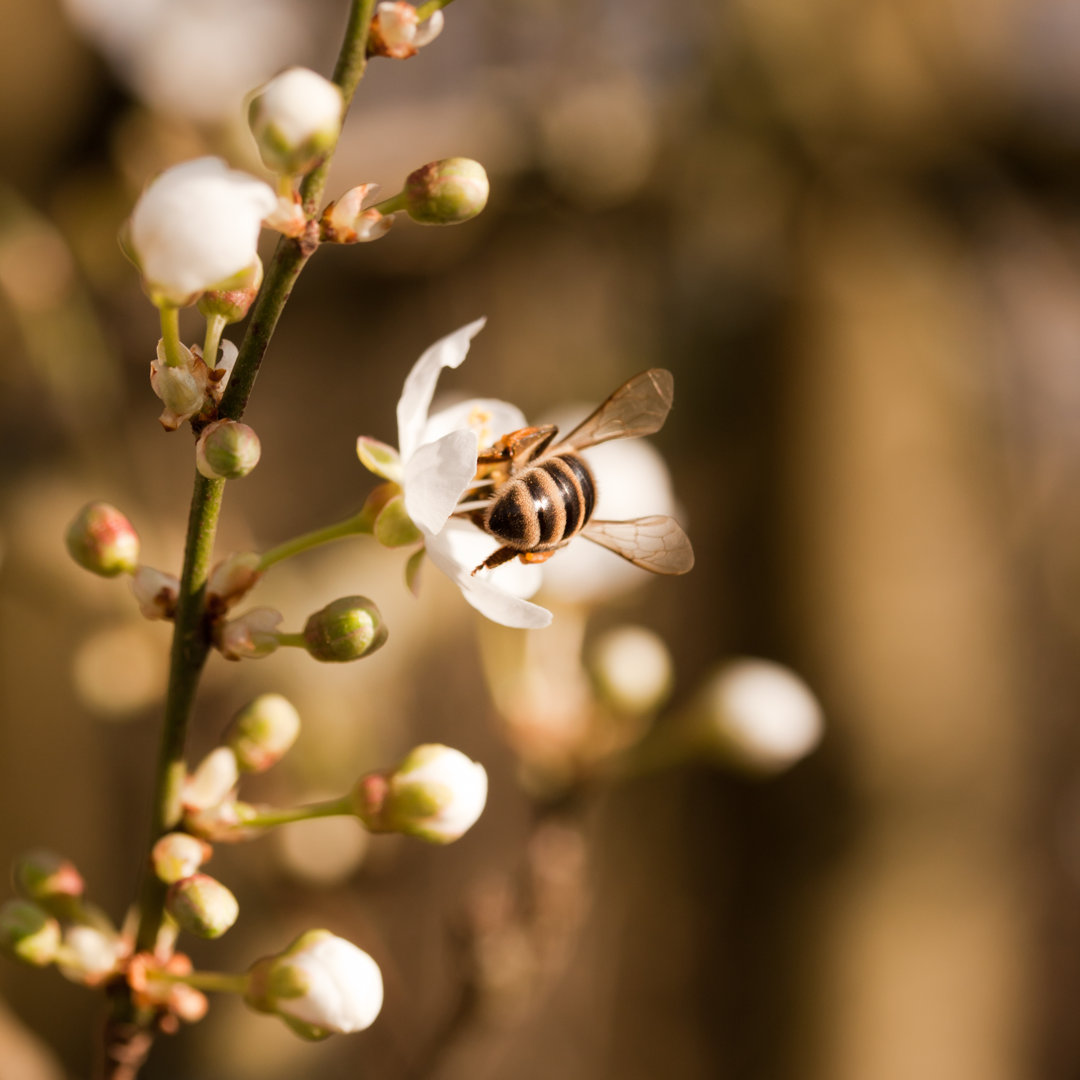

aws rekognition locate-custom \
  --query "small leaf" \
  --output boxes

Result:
[357,436,403,483]
[374,495,422,548]
[404,547,425,596]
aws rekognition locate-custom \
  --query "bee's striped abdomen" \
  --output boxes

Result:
[485,452,596,552]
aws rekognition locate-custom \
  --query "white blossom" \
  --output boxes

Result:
[58,925,123,986]
[128,157,277,305]
[361,319,551,629]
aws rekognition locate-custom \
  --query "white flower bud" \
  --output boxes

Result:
[65,503,139,577]
[183,747,240,812]
[590,625,673,715]
[369,2,444,59]
[354,744,488,844]
[216,607,283,660]
[196,420,262,480]
[57,924,123,985]
[152,832,212,884]
[131,565,180,620]
[249,67,344,176]
[127,157,277,306]
[150,338,208,431]
[226,693,301,773]
[245,930,383,1037]
[698,659,824,773]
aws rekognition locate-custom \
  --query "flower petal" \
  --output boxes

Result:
[421,397,527,452]
[396,318,486,462]
[424,523,552,629]
[403,428,479,534]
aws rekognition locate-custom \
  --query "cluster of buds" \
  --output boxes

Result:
[0,851,126,988]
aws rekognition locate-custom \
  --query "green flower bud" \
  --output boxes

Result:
[65,502,139,577]
[0,900,61,966]
[196,420,261,480]
[302,596,387,663]
[404,158,489,225]
[13,849,85,902]
[226,693,301,773]
[166,873,239,939]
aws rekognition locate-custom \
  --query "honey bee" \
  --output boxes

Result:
[461,369,694,576]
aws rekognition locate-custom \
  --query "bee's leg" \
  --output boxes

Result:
[471,545,521,575]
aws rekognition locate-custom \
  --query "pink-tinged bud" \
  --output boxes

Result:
[353,744,488,844]
[196,420,262,480]
[245,929,383,1038]
[0,900,61,967]
[128,951,208,1025]
[216,607,283,660]
[207,552,262,609]
[198,259,263,324]
[13,849,85,902]
[368,2,444,59]
[65,502,140,577]
[248,67,344,177]
[321,185,392,244]
[166,873,239,939]
[152,832,212,884]
[226,693,301,773]
[131,565,180,620]
[404,158,488,225]
[56,924,123,985]
[183,747,239,812]
[302,596,387,663]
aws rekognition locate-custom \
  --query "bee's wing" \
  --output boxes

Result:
[581,516,694,575]
[553,369,675,453]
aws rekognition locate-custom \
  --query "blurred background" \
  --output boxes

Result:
[1,0,1078,1076]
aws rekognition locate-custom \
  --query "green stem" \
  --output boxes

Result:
[416,0,457,19]
[274,632,308,650]
[104,5,381,1075]
[256,512,373,571]
[157,306,185,368]
[237,794,355,831]
[202,312,227,370]
[133,472,224,956]
[369,191,408,216]
[151,969,250,996]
